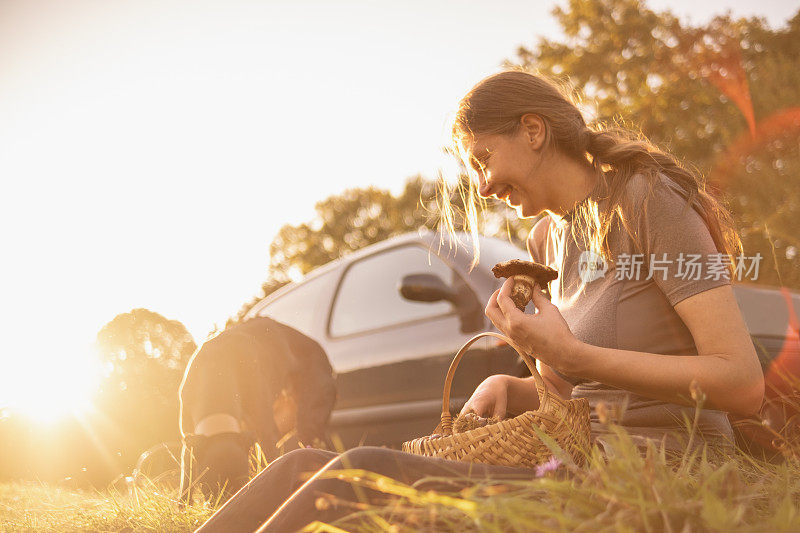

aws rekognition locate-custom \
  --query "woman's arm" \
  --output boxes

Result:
[487,279,765,417]
[504,364,575,414]
[539,362,575,401]
[568,284,764,416]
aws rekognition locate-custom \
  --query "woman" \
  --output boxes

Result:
[194,69,765,532]
[452,69,764,455]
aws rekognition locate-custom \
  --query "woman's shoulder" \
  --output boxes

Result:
[617,168,725,261]
[622,170,691,212]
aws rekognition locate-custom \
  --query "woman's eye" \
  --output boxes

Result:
[471,156,489,172]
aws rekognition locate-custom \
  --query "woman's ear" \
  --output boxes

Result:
[520,113,546,151]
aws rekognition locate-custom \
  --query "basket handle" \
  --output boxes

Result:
[440,332,552,435]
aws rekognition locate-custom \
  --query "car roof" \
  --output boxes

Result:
[250,231,527,312]
[293,230,524,280]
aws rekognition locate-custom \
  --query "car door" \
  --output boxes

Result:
[323,243,491,447]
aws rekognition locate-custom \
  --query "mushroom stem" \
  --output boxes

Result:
[491,259,558,312]
[511,275,537,311]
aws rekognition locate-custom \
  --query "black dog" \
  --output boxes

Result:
[178,316,336,502]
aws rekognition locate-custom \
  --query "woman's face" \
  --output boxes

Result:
[465,124,552,218]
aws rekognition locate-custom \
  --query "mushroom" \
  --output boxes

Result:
[453,412,502,433]
[491,259,558,311]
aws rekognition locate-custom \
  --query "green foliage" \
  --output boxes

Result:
[511,0,799,170]
[726,127,800,288]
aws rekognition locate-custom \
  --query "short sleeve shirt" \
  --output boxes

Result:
[528,171,735,449]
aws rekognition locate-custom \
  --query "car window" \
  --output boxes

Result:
[329,245,463,337]
[256,274,330,337]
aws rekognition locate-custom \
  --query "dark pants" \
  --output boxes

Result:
[195,446,538,533]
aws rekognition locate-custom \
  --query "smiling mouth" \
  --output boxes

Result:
[496,186,521,206]
[495,185,513,202]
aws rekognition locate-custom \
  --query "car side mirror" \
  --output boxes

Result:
[399,274,457,303]
[399,273,484,333]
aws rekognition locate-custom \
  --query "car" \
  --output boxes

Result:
[244,231,528,447]
[245,231,800,451]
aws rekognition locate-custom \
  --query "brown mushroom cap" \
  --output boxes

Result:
[492,260,558,310]
[491,259,558,284]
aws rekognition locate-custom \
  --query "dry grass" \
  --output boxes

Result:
[0,479,213,532]
[316,425,800,533]
[1,409,798,532]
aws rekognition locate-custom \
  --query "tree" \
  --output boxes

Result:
[96,308,196,398]
[509,0,800,288]
[267,176,439,279]
[94,309,196,476]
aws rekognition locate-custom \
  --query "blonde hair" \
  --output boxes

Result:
[446,69,742,269]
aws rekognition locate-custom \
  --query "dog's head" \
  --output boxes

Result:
[184,431,254,500]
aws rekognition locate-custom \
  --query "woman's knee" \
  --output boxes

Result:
[276,447,337,469]
[241,447,337,493]
[336,446,400,472]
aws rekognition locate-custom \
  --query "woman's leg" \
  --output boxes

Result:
[196,447,339,533]
[258,446,537,533]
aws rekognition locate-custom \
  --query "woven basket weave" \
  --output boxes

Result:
[402,332,591,469]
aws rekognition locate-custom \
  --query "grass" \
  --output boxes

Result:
[317,424,800,533]
[0,479,214,532]
[1,407,798,532]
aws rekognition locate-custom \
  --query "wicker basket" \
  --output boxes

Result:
[402,332,591,469]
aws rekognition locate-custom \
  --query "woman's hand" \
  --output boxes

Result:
[459,374,510,419]
[486,277,583,376]
[460,374,544,419]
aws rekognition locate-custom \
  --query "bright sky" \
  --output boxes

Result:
[0,0,795,412]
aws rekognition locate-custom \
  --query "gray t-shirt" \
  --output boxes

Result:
[528,171,735,452]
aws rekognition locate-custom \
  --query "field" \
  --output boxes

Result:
[0,481,212,532]
[1,423,798,533]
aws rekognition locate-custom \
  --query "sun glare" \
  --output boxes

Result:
[13,386,95,425]
[3,345,101,425]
